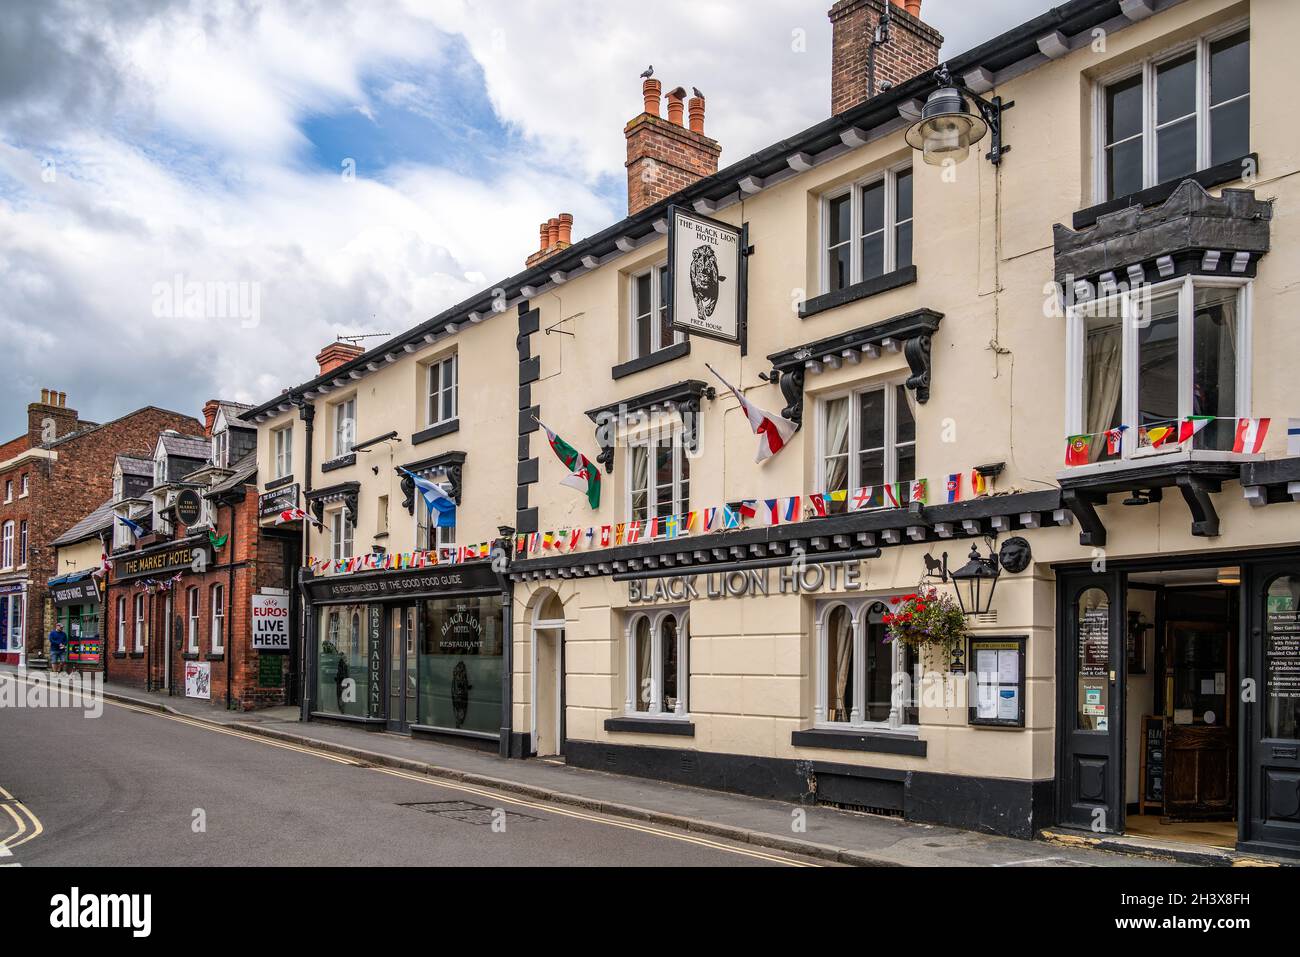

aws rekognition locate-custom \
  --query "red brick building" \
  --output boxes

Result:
[0,389,200,664]
[104,401,302,710]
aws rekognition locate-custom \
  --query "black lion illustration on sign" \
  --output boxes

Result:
[452,660,473,728]
[688,245,726,320]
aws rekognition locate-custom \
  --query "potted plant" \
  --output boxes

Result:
[882,585,969,660]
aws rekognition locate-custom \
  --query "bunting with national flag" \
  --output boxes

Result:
[851,486,874,511]
[398,468,456,528]
[1065,434,1092,467]
[1233,417,1271,454]
[946,474,961,503]
[1177,415,1215,444]
[971,469,987,496]
[705,363,797,463]
[539,420,602,509]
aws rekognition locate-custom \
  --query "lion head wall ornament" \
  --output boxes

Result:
[688,244,726,320]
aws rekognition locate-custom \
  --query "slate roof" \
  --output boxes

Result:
[158,432,210,460]
[205,452,258,497]
[116,454,154,477]
[51,498,116,547]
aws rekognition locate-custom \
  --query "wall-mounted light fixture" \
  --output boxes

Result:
[945,543,1002,616]
[905,65,1013,166]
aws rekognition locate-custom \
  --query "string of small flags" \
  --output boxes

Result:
[134,572,184,593]
[1066,415,1274,465]
[307,543,494,576]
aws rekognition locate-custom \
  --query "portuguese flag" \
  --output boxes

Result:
[541,421,601,509]
[1065,434,1092,467]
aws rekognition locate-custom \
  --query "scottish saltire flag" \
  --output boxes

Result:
[723,506,740,530]
[946,474,961,503]
[398,468,455,528]
[705,363,797,463]
[851,487,874,511]
[783,497,801,522]
[116,514,146,539]
[1233,417,1271,454]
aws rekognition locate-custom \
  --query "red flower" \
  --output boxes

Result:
[888,596,901,605]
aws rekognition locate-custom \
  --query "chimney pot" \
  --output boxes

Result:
[59,392,66,407]
[666,87,686,126]
[546,217,560,248]
[539,222,550,251]
[688,95,705,134]
[316,341,365,377]
[557,213,573,246]
[40,389,49,405]
[642,77,662,117]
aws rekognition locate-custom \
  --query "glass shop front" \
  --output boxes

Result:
[305,564,506,743]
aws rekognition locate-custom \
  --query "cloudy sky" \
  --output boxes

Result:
[0,0,1049,438]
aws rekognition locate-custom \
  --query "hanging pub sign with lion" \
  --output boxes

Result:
[668,205,745,346]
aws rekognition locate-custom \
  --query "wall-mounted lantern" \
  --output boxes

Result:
[946,543,1001,617]
[904,66,1013,166]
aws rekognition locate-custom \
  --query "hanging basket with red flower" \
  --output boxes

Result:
[882,585,969,658]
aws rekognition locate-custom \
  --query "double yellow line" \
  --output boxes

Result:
[0,783,42,853]
[0,671,817,867]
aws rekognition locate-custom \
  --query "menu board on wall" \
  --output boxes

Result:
[1078,605,1110,731]
[968,636,1026,728]
[1266,593,1300,740]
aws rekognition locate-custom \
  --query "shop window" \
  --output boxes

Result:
[133,594,145,653]
[330,509,354,561]
[418,595,505,734]
[1,521,12,570]
[628,433,690,525]
[317,604,370,718]
[210,583,224,654]
[333,397,357,457]
[1066,277,1250,462]
[273,424,293,479]
[822,165,913,293]
[819,382,915,510]
[1098,25,1249,201]
[426,355,458,427]
[815,599,917,730]
[625,609,689,718]
[1265,575,1300,741]
[116,596,126,653]
[186,587,200,654]
[629,263,681,360]
[0,595,23,654]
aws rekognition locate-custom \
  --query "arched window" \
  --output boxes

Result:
[816,598,918,730]
[625,608,689,718]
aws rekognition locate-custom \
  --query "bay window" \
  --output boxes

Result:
[823,165,913,293]
[625,609,689,718]
[1066,276,1250,462]
[816,599,918,730]
[1098,25,1249,201]
[628,433,690,525]
[819,383,916,510]
[426,355,458,426]
[630,263,681,359]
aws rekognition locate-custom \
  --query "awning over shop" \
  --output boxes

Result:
[47,570,100,607]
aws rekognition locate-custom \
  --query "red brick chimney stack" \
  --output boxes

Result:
[27,388,78,445]
[526,212,575,268]
[202,399,221,438]
[830,0,943,115]
[625,76,722,216]
[316,341,365,376]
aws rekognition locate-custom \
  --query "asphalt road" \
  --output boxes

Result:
[0,675,819,867]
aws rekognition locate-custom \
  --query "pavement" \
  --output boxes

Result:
[0,665,1201,867]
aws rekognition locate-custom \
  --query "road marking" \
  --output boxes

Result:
[372,766,820,867]
[0,783,43,851]
[1,671,818,867]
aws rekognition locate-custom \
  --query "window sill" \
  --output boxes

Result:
[798,265,917,320]
[411,419,460,446]
[205,652,225,661]
[181,652,200,660]
[263,474,296,491]
[129,652,145,659]
[1073,152,1258,229]
[112,652,127,659]
[611,341,691,381]
[604,716,695,736]
[320,453,356,473]
[792,727,926,756]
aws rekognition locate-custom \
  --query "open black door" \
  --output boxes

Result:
[1058,569,1126,833]
[1241,562,1300,857]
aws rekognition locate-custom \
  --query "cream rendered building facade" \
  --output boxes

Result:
[246,0,1300,855]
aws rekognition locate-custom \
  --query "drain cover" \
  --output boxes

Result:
[399,800,539,826]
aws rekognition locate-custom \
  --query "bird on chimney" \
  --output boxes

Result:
[640,65,654,79]
[692,87,704,99]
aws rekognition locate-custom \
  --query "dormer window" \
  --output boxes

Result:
[112,470,123,502]
[154,455,166,485]
[212,429,229,469]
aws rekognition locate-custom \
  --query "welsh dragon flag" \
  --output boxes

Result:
[541,421,601,509]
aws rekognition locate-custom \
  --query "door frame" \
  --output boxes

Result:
[530,618,566,757]
[385,602,419,732]
[1056,566,1127,833]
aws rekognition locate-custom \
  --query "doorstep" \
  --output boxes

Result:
[1040,827,1294,867]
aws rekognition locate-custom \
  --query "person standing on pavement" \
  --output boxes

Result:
[48,621,70,675]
